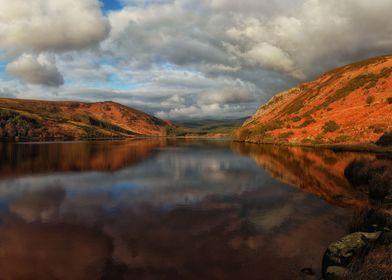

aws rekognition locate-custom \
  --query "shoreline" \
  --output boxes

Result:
[233,139,392,154]
[2,136,392,154]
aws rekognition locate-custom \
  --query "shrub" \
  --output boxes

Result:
[250,120,283,137]
[387,97,392,104]
[278,131,294,139]
[334,135,350,143]
[297,117,316,128]
[236,128,250,139]
[291,116,302,122]
[369,125,385,134]
[301,138,312,144]
[47,106,60,113]
[0,109,42,138]
[323,120,340,133]
[366,96,374,105]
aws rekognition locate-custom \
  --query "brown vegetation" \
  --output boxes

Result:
[236,55,392,145]
[0,98,172,140]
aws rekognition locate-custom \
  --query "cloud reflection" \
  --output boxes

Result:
[0,140,365,279]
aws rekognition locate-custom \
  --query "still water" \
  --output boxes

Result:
[0,139,376,279]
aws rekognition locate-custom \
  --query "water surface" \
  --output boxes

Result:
[0,139,377,279]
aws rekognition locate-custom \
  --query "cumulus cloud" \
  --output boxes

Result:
[0,0,109,86]
[0,0,109,53]
[1,0,392,119]
[243,43,305,79]
[223,1,392,80]
[199,87,257,105]
[155,101,257,120]
[103,0,392,84]
[6,54,64,87]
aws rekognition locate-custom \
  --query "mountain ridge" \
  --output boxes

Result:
[235,55,392,146]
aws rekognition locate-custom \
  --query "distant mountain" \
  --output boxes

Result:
[177,118,249,133]
[0,98,172,140]
[235,55,392,146]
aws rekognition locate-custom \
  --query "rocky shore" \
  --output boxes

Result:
[322,157,392,279]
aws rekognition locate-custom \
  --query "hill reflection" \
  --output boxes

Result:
[231,143,371,208]
[0,139,166,178]
[0,140,388,279]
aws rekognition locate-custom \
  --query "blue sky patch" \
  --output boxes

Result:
[101,0,123,13]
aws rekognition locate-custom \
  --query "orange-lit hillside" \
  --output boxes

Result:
[235,55,392,145]
[0,98,172,139]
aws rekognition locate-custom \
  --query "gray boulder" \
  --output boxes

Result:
[323,232,381,267]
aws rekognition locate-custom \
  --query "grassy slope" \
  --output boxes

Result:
[0,98,172,139]
[175,118,247,135]
[235,55,392,147]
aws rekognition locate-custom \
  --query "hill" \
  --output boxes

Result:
[235,55,392,146]
[0,98,172,140]
[176,118,248,135]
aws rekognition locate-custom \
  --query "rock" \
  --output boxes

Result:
[361,231,383,240]
[325,266,350,280]
[323,232,382,267]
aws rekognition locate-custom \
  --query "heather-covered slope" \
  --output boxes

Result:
[0,98,171,139]
[235,55,392,146]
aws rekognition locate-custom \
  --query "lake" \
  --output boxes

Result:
[0,139,377,279]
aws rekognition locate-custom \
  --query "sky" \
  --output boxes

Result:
[0,0,391,120]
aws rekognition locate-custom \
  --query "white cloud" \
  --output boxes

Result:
[243,43,305,79]
[0,0,109,53]
[155,103,252,120]
[1,0,392,119]
[120,0,174,6]
[0,0,109,86]
[6,54,64,87]
[199,87,257,105]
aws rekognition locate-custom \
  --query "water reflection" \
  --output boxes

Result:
[232,143,372,208]
[0,139,166,177]
[0,140,387,279]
